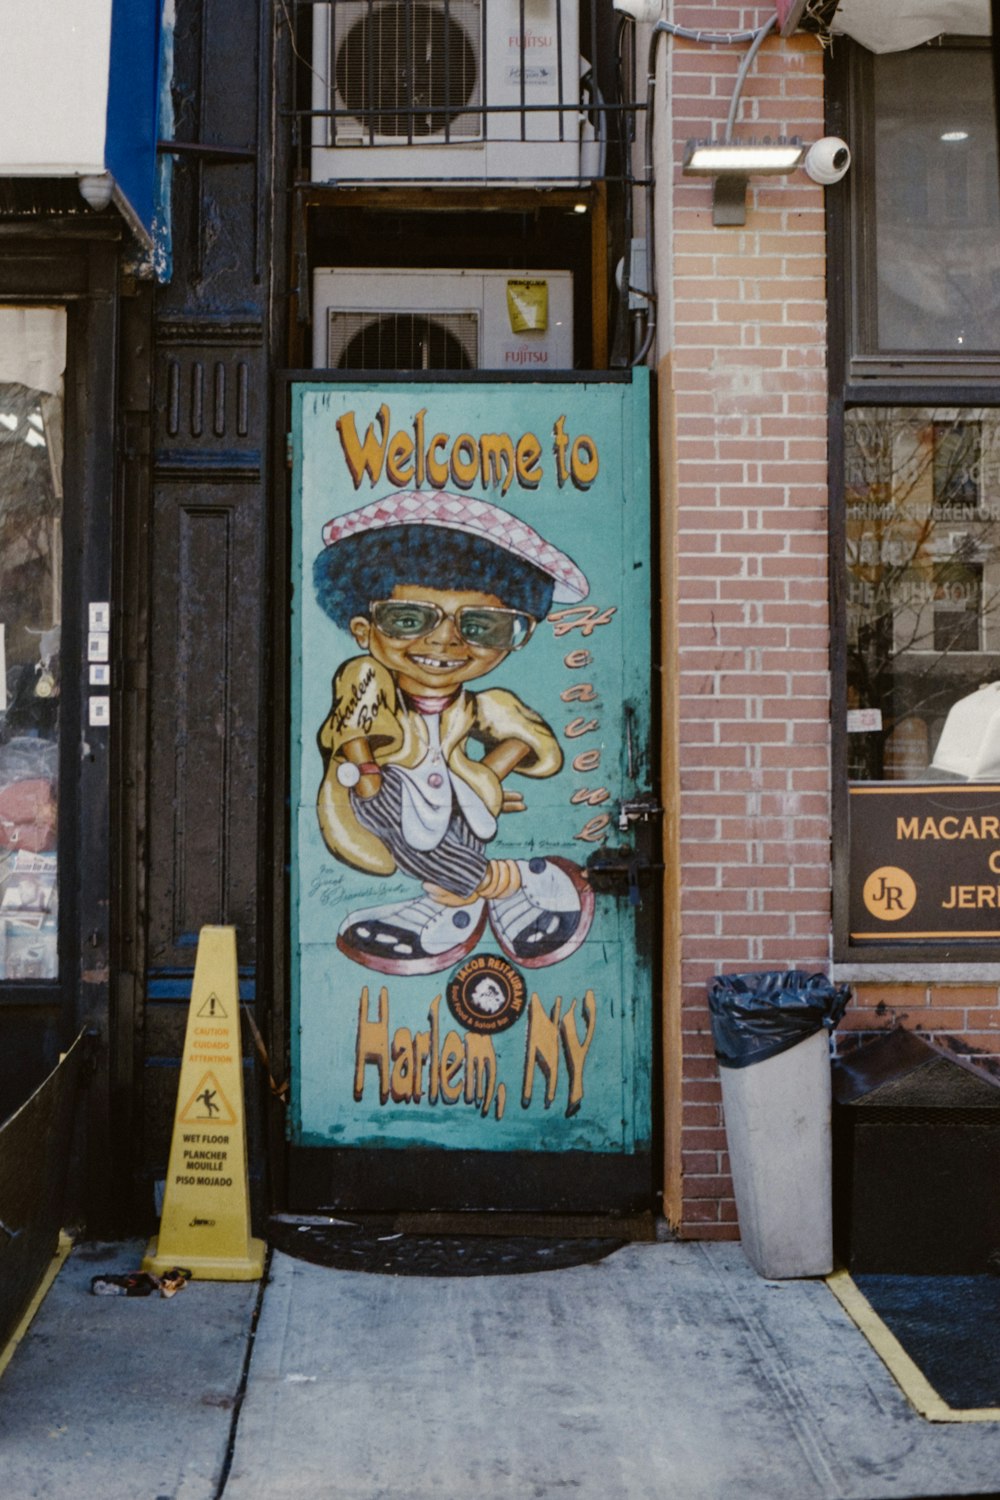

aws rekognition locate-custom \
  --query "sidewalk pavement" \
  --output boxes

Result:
[1,1235,998,1500]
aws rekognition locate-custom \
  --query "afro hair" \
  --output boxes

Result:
[313,523,555,630]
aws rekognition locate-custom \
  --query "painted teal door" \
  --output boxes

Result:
[288,373,655,1212]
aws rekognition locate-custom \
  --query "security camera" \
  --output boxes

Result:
[803,137,851,185]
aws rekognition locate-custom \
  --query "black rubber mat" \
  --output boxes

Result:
[854,1273,1000,1410]
[268,1217,625,1277]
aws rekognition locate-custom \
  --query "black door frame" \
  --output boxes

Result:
[265,368,661,1222]
[0,226,123,1226]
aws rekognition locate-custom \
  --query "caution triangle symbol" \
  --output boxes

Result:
[178,1071,237,1125]
[197,992,228,1019]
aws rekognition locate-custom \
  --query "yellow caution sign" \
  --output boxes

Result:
[143,926,265,1281]
[178,1071,238,1126]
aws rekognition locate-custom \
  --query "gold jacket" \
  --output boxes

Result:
[316,655,562,875]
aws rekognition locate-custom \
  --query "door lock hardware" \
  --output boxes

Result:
[618,792,663,832]
[586,847,664,905]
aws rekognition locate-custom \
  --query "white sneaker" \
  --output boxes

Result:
[487,858,594,969]
[337,893,486,975]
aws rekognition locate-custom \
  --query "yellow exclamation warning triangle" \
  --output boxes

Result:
[143,926,265,1281]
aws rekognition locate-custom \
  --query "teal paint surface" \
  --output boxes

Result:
[290,376,652,1154]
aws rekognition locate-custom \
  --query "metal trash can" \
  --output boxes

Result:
[708,971,850,1279]
[832,1027,1000,1273]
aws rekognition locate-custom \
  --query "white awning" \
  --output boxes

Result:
[830,0,990,53]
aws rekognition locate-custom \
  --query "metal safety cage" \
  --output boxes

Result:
[284,0,643,188]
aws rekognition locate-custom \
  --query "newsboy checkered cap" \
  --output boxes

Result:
[320,491,589,604]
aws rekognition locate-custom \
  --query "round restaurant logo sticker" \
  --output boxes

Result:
[447,954,527,1034]
[862,865,917,921]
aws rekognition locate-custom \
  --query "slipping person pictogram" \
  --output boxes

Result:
[197,1087,220,1118]
[313,490,595,976]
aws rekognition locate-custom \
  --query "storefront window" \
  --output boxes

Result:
[846,406,1000,783]
[0,308,65,981]
[873,47,1000,353]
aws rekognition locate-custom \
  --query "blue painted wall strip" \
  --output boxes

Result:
[105,0,163,239]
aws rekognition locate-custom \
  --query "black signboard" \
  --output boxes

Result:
[850,783,1000,942]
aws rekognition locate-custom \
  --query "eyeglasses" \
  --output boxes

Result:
[370,599,536,651]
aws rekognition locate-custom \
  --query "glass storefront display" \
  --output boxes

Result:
[846,406,1000,784]
[0,308,66,981]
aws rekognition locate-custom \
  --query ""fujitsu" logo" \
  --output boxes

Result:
[504,348,550,366]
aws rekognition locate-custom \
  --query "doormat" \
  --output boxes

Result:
[827,1269,1000,1422]
[268,1217,625,1277]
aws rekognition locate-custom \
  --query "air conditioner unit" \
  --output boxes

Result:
[310,0,583,184]
[312,267,575,371]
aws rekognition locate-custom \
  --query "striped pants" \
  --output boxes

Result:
[352,765,488,899]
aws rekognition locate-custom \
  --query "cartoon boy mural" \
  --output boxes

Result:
[313,489,595,977]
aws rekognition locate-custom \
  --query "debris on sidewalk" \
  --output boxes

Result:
[158,1267,192,1298]
[90,1267,191,1298]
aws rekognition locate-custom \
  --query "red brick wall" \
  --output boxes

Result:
[661,9,1000,1239]
[663,8,830,1238]
[837,986,1000,1077]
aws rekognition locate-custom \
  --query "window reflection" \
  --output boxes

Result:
[0,308,65,981]
[846,407,1000,783]
[874,49,1000,352]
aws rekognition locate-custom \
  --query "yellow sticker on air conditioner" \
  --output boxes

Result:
[506,279,548,333]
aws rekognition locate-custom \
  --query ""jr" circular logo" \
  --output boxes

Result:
[862,865,917,921]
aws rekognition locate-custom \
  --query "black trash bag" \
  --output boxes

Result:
[708,970,850,1070]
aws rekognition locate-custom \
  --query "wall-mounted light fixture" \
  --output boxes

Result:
[682,140,805,225]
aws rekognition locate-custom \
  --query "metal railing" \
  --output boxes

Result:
[0,1030,90,1355]
[284,0,644,187]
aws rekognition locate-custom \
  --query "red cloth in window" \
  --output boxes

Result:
[0,779,57,852]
